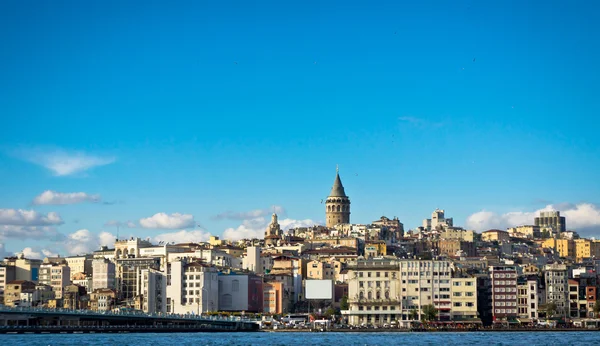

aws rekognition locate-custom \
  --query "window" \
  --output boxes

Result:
[454,302,462,307]
[453,282,461,286]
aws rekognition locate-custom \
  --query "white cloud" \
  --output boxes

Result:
[0,225,62,240]
[0,209,63,226]
[222,216,318,241]
[19,247,58,259]
[466,203,600,236]
[32,190,101,205]
[62,229,116,255]
[152,230,212,244]
[213,206,286,221]
[139,212,196,229]
[13,147,115,176]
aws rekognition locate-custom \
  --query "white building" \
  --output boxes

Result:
[166,259,219,314]
[141,268,167,313]
[39,262,70,299]
[65,255,93,280]
[343,259,455,326]
[243,246,262,274]
[92,258,116,291]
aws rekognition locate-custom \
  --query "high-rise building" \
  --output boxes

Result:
[535,211,566,234]
[325,167,350,228]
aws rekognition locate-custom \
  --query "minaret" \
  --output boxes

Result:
[325,166,351,228]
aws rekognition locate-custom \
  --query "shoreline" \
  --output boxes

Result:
[264,328,600,333]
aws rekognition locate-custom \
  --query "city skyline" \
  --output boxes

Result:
[2,1,600,257]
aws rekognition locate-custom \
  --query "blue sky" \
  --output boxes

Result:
[1,1,600,257]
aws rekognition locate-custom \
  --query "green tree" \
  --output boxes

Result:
[324,307,336,318]
[422,304,438,322]
[408,309,419,321]
[545,302,557,318]
[340,295,349,311]
[541,230,551,239]
[594,302,600,317]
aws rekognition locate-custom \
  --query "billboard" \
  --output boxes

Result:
[305,279,333,300]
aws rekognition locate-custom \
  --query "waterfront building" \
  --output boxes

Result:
[517,275,544,321]
[166,259,219,314]
[450,276,478,321]
[325,168,351,228]
[263,281,284,314]
[489,265,518,323]
[544,263,569,318]
[343,259,455,326]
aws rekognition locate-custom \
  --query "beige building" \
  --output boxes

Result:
[39,261,71,299]
[3,254,42,282]
[64,255,93,280]
[507,225,541,239]
[114,237,153,259]
[4,280,36,307]
[440,228,475,242]
[89,288,117,311]
[481,230,510,243]
[450,277,478,321]
[343,259,455,326]
[325,168,350,228]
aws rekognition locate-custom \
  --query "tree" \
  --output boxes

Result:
[408,309,419,321]
[545,302,557,318]
[324,307,336,318]
[541,230,551,239]
[340,295,349,311]
[593,302,600,317]
[422,304,438,322]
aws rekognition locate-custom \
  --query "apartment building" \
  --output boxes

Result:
[489,266,518,322]
[544,263,569,317]
[450,277,478,321]
[39,261,70,299]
